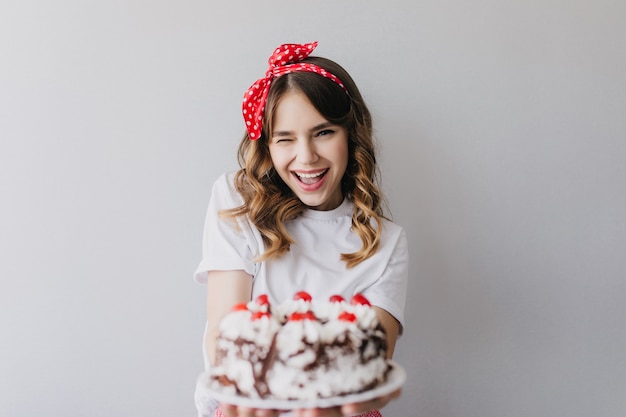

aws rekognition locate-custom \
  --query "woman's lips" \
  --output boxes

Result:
[293,169,328,185]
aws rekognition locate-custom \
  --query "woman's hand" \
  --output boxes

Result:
[219,403,285,417]
[292,388,402,417]
[218,388,401,417]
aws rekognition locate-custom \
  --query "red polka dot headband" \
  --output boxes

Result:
[242,41,348,140]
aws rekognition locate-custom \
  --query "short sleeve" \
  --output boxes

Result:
[360,226,409,334]
[193,173,260,283]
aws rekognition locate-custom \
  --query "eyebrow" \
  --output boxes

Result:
[271,122,335,138]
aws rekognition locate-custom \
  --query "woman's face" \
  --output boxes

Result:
[268,90,348,211]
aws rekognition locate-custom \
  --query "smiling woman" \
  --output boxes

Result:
[268,91,349,211]
[194,42,409,417]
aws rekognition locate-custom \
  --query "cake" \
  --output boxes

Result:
[208,291,391,401]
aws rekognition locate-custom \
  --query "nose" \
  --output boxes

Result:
[295,139,318,164]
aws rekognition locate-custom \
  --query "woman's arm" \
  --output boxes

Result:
[204,269,253,365]
[372,306,401,359]
[206,270,288,417]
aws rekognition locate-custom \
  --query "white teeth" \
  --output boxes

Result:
[295,171,325,178]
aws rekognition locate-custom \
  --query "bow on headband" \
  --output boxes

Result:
[242,41,348,140]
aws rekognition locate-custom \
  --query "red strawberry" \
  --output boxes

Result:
[288,311,317,321]
[293,291,312,302]
[338,311,357,322]
[329,295,345,303]
[231,303,248,312]
[250,311,271,321]
[255,294,270,306]
[350,294,371,306]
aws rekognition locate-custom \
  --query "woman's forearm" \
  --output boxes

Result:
[205,270,253,365]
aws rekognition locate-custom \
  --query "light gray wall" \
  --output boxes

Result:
[1,1,625,416]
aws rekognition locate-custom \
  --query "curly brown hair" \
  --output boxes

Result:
[223,56,387,268]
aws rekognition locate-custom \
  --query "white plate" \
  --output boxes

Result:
[199,361,406,410]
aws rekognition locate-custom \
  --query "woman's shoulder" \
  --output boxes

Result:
[381,216,404,230]
[380,217,406,239]
[210,171,244,208]
[211,170,236,188]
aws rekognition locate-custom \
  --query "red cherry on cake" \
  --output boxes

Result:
[288,311,317,321]
[250,311,271,321]
[338,311,357,322]
[293,291,312,302]
[255,294,270,306]
[231,303,248,312]
[329,295,345,303]
[350,294,371,306]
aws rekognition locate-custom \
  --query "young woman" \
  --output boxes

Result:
[195,42,409,417]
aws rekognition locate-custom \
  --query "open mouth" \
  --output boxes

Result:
[293,169,328,185]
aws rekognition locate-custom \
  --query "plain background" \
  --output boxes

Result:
[2,1,625,416]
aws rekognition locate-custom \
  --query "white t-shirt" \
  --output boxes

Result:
[194,172,409,328]
[193,172,409,416]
